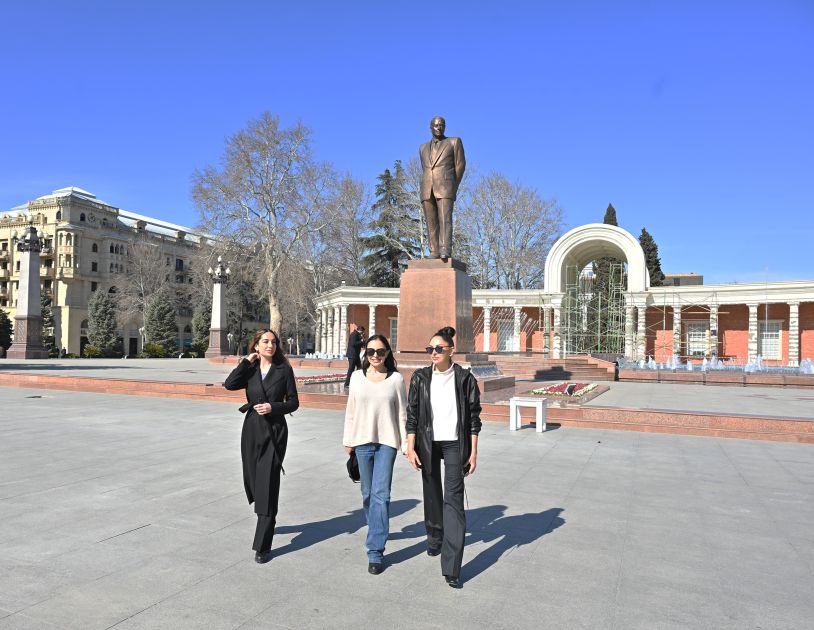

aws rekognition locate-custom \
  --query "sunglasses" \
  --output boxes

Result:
[365,348,388,357]
[425,345,450,354]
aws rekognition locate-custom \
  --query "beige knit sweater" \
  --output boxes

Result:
[343,369,408,451]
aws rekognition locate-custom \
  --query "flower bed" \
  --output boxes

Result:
[529,382,598,398]
[295,373,346,385]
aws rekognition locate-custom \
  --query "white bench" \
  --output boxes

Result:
[509,396,547,432]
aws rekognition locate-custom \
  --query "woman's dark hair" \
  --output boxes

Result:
[431,326,456,348]
[361,334,397,374]
[249,328,289,365]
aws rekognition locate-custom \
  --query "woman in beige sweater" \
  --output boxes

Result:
[343,334,407,575]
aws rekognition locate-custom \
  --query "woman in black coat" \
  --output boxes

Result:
[225,329,299,563]
[406,326,481,588]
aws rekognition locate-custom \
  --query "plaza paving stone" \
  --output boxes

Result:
[0,385,813,629]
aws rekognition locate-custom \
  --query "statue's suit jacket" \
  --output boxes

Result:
[419,136,466,201]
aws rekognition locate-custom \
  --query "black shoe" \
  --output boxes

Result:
[444,575,461,588]
[368,563,384,575]
[254,549,273,564]
[427,546,441,557]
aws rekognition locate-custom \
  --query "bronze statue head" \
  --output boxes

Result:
[430,116,446,140]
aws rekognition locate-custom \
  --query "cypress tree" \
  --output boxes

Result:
[87,291,119,354]
[41,294,56,356]
[0,307,12,350]
[639,227,665,286]
[144,288,178,353]
[191,302,212,356]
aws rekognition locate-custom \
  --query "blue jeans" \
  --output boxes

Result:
[354,443,397,563]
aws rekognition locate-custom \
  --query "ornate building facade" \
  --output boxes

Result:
[1,187,204,355]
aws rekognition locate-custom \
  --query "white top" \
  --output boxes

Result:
[343,370,408,452]
[431,364,458,441]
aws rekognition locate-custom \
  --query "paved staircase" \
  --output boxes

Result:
[488,354,617,382]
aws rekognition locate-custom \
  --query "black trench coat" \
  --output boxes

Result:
[224,357,299,516]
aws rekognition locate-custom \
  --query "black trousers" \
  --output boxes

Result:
[344,354,361,386]
[421,440,466,578]
[253,513,276,552]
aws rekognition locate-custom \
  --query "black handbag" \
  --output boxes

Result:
[346,451,360,483]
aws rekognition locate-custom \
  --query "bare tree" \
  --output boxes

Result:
[459,172,563,289]
[117,234,169,328]
[192,112,335,332]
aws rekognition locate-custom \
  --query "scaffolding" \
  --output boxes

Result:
[561,262,627,356]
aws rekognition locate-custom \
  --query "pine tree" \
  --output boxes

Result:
[191,302,212,356]
[360,161,421,287]
[0,307,12,351]
[639,228,665,287]
[87,291,119,354]
[603,203,618,226]
[144,288,178,353]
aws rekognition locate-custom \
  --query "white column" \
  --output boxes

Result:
[788,302,799,367]
[747,303,758,362]
[513,306,522,352]
[331,306,339,355]
[709,305,718,357]
[672,306,682,359]
[339,304,348,357]
[636,305,647,360]
[368,304,377,338]
[624,305,634,358]
[482,307,492,353]
[542,307,551,355]
[552,306,562,359]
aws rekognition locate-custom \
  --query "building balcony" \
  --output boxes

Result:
[0,269,9,280]
[57,267,76,279]
[0,250,9,260]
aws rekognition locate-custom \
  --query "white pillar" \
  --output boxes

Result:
[339,304,348,356]
[624,305,634,358]
[788,302,799,367]
[513,306,522,352]
[709,305,718,357]
[552,306,562,359]
[542,307,551,355]
[368,304,377,338]
[483,307,491,353]
[672,306,682,359]
[636,305,647,360]
[331,306,339,355]
[747,303,758,362]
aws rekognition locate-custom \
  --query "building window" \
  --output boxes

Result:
[91,262,97,272]
[80,213,86,222]
[389,317,398,349]
[92,243,98,253]
[110,244,115,253]
[685,321,709,357]
[175,258,184,271]
[758,320,782,360]
[91,282,98,292]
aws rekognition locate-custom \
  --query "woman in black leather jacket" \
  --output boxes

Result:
[406,326,481,588]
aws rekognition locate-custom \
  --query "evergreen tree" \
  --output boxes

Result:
[87,291,119,355]
[0,307,12,350]
[40,294,56,355]
[587,203,625,352]
[639,227,665,287]
[191,302,212,356]
[143,288,178,353]
[360,160,421,287]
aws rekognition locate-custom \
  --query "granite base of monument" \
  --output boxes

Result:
[395,258,514,396]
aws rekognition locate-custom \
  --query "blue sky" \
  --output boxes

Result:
[1,1,812,284]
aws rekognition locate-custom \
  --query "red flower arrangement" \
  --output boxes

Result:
[529,382,597,398]
[295,373,346,385]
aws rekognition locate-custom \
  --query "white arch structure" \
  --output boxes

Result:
[544,223,650,294]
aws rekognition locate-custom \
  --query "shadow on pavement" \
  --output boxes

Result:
[272,498,420,558]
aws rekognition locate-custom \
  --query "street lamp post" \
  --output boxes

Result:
[205,256,231,358]
[8,221,49,359]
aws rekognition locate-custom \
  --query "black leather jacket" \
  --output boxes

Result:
[406,364,482,475]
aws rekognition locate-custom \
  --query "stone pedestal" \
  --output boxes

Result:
[7,224,49,359]
[396,258,473,355]
[205,328,230,358]
[7,315,49,359]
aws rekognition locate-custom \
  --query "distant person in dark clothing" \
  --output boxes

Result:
[344,325,365,388]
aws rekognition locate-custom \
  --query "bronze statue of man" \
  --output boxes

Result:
[419,116,466,260]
